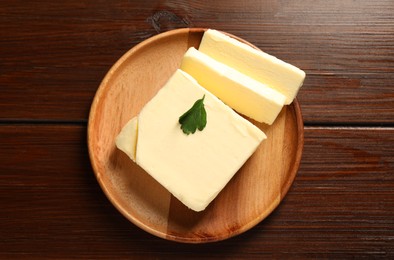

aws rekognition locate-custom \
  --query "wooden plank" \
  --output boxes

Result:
[0,125,392,258]
[1,0,394,123]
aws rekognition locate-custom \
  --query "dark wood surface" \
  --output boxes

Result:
[1,0,393,258]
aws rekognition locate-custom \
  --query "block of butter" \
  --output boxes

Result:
[116,69,266,212]
[180,47,286,125]
[199,29,305,105]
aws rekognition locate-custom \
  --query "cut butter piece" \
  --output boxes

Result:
[199,29,306,105]
[115,116,138,162]
[116,69,266,212]
[180,47,286,125]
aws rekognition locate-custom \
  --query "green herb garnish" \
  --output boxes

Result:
[179,95,207,135]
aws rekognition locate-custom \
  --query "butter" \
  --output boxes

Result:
[116,69,266,211]
[180,47,286,125]
[115,116,138,162]
[199,29,305,104]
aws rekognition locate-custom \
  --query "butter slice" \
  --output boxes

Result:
[115,116,138,162]
[199,29,305,104]
[116,69,266,211]
[180,47,286,125]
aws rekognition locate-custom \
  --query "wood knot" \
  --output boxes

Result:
[147,10,190,33]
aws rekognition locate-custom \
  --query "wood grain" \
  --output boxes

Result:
[1,0,393,258]
[1,0,393,124]
[0,125,392,258]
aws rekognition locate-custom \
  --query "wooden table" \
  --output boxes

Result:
[1,1,393,258]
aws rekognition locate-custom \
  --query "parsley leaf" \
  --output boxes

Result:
[179,95,207,135]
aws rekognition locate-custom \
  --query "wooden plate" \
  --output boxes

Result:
[88,28,304,243]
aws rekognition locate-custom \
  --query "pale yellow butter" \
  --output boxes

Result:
[180,47,286,125]
[199,29,305,105]
[116,69,266,212]
[115,116,138,162]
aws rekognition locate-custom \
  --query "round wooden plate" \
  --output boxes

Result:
[88,28,304,243]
